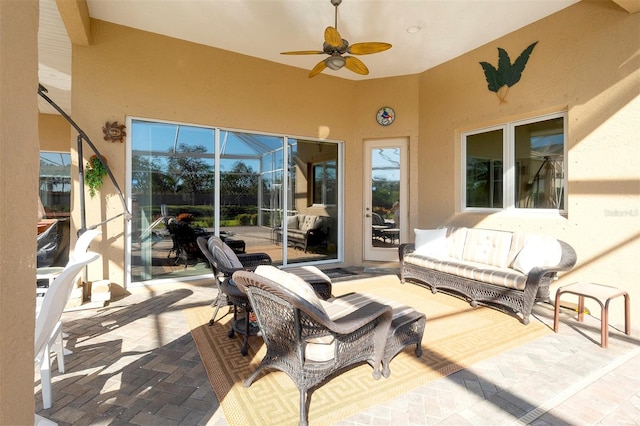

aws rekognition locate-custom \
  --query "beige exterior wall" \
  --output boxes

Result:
[40,1,637,329]
[67,18,419,287]
[417,1,639,327]
[0,0,39,423]
[39,114,71,152]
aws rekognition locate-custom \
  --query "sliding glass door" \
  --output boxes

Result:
[128,119,341,284]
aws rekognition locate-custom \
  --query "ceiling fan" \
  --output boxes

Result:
[281,0,392,78]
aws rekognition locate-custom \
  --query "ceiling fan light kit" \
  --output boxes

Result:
[281,0,392,78]
[326,55,346,70]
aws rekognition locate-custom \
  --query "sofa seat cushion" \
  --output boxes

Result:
[404,253,527,290]
[320,292,415,321]
[304,334,336,362]
[287,229,308,240]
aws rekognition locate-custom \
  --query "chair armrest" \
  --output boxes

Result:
[398,243,415,262]
[238,252,272,268]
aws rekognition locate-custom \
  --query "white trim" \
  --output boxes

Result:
[461,111,567,214]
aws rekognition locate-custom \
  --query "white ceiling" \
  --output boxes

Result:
[38,0,580,114]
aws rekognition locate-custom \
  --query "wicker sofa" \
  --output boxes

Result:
[278,214,331,252]
[399,227,577,324]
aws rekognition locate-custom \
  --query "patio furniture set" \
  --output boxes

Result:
[198,234,425,425]
[36,227,631,426]
[198,228,633,425]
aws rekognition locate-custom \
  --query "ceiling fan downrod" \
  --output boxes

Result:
[331,0,341,30]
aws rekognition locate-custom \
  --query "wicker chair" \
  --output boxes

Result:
[196,236,272,326]
[232,270,393,426]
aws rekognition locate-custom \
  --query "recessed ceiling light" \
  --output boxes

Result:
[406,26,421,34]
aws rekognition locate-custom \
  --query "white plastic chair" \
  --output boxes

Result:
[36,229,102,367]
[35,251,100,409]
[36,229,102,287]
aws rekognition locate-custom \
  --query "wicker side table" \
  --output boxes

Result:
[554,282,631,348]
[223,280,256,356]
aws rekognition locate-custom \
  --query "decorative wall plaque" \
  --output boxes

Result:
[103,121,126,143]
[479,41,538,104]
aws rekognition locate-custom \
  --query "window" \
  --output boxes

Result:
[128,119,342,283]
[39,152,71,218]
[311,160,336,205]
[463,112,566,211]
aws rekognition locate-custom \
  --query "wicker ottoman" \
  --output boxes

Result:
[323,292,425,378]
[382,308,426,378]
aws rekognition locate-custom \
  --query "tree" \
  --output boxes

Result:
[167,144,213,204]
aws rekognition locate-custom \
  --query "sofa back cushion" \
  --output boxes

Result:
[462,228,513,268]
[444,226,468,259]
[506,232,528,267]
[300,214,321,232]
[286,215,299,230]
[254,265,327,315]
[211,236,243,268]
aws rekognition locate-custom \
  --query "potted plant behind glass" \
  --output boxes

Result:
[85,155,108,198]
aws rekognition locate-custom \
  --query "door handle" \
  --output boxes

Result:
[365,214,371,217]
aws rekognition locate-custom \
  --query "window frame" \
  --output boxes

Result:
[39,151,72,219]
[461,111,567,214]
[310,159,337,207]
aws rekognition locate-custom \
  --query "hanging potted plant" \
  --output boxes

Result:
[85,155,108,198]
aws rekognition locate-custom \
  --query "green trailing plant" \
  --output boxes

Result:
[479,41,538,104]
[85,155,108,198]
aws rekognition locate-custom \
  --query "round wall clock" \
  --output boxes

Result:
[376,107,395,126]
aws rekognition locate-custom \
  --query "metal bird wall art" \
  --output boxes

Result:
[479,41,538,104]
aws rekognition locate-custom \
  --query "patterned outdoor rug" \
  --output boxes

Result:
[184,274,551,425]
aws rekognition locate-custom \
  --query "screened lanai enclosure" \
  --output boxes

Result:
[128,119,341,283]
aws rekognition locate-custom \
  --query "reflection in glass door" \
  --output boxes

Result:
[364,138,407,262]
[128,119,342,285]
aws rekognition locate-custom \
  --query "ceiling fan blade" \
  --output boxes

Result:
[324,26,343,48]
[348,42,392,55]
[281,50,325,55]
[344,56,369,75]
[309,60,327,78]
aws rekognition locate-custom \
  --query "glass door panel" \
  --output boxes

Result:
[364,139,407,261]
[129,120,343,284]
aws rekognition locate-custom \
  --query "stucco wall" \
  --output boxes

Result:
[417,1,640,327]
[0,1,39,423]
[69,18,419,286]
[39,114,71,152]
[60,2,639,328]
